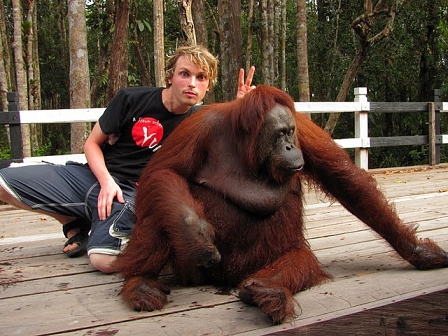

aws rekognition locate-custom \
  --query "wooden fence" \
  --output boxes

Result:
[1,88,447,170]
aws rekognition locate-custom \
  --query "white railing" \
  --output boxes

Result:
[295,87,371,168]
[4,88,447,170]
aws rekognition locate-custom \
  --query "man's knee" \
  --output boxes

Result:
[0,182,15,202]
[0,182,30,210]
[89,253,117,273]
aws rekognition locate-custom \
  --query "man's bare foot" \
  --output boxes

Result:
[63,229,80,251]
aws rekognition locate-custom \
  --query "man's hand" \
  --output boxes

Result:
[97,177,125,220]
[236,66,256,99]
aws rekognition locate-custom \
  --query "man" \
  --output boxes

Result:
[0,45,255,273]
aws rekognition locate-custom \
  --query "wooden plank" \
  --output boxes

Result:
[0,271,121,299]
[0,237,65,260]
[0,254,94,285]
[294,101,369,113]
[370,102,429,113]
[442,102,448,112]
[0,282,240,335]
[369,135,428,147]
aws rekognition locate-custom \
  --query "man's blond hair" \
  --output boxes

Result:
[165,45,218,89]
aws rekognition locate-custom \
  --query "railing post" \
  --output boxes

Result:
[431,89,441,165]
[354,87,369,170]
[428,102,436,166]
[7,92,23,161]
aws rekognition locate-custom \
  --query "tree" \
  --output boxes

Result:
[192,0,208,47]
[12,0,31,157]
[259,0,271,84]
[153,0,165,87]
[0,0,11,111]
[296,0,310,102]
[24,0,42,153]
[67,0,91,153]
[245,0,255,76]
[280,0,286,90]
[218,0,243,101]
[192,0,215,103]
[0,30,7,112]
[106,0,130,103]
[178,0,196,45]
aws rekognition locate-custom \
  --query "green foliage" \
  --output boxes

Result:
[369,145,429,169]
[37,1,70,109]
[36,125,71,156]
[0,128,11,159]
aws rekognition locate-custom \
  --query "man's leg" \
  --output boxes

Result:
[0,182,75,223]
[0,163,96,256]
[0,183,84,254]
[86,179,136,273]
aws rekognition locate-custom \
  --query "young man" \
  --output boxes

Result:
[0,45,255,273]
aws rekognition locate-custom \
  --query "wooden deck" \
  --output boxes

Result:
[1,165,448,335]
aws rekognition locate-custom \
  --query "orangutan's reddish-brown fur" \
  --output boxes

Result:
[114,85,448,324]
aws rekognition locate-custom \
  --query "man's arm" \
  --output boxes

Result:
[84,122,125,220]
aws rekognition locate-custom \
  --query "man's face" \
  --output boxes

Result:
[167,55,210,107]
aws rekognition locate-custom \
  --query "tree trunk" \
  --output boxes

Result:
[0,0,11,147]
[0,0,12,111]
[259,0,271,84]
[12,0,31,157]
[31,4,41,110]
[106,0,130,103]
[24,0,41,153]
[178,0,196,46]
[24,0,36,111]
[245,0,254,74]
[280,0,286,90]
[192,0,215,104]
[192,0,207,47]
[268,0,276,83]
[31,1,43,147]
[0,30,7,111]
[67,0,91,153]
[153,0,165,87]
[296,0,310,103]
[218,0,243,101]
[418,0,439,101]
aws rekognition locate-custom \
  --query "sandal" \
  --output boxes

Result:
[62,218,90,258]
[63,231,88,258]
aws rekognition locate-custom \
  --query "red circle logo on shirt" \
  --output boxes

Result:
[132,117,164,148]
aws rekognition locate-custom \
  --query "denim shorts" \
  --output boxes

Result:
[0,162,136,255]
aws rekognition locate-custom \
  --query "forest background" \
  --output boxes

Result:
[1,0,447,169]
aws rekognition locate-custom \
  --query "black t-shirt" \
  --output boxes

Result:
[98,87,200,183]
